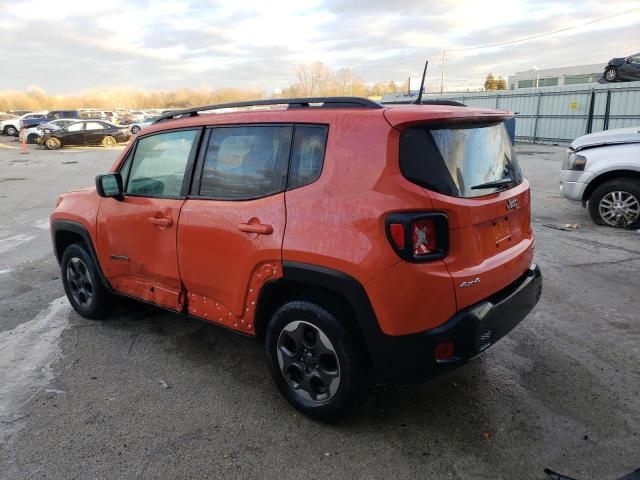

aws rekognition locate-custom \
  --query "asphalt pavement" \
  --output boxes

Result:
[0,138,638,480]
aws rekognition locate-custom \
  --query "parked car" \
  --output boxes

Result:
[560,126,640,227]
[50,97,541,418]
[41,120,131,149]
[1,112,48,136]
[19,118,76,144]
[603,53,640,82]
[20,110,82,130]
[128,115,161,134]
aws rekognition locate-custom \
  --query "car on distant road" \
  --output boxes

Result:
[603,53,640,82]
[1,112,48,136]
[560,126,640,227]
[19,119,76,144]
[41,120,131,150]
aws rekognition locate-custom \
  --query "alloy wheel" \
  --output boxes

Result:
[66,257,94,308]
[276,320,341,403]
[599,190,640,227]
[604,69,617,81]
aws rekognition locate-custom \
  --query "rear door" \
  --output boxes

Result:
[84,121,108,144]
[399,121,534,309]
[177,125,292,334]
[96,128,201,310]
[62,122,86,145]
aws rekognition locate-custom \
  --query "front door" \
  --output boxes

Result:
[96,128,201,311]
[178,125,293,334]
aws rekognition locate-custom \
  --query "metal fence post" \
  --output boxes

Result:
[532,91,542,144]
[585,89,595,134]
[603,89,612,131]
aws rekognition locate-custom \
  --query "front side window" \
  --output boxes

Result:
[199,126,292,200]
[66,122,84,132]
[126,129,198,198]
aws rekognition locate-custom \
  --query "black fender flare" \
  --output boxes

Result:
[51,220,112,289]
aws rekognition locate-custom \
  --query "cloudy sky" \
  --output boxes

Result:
[0,0,638,94]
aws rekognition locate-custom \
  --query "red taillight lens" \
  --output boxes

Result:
[389,223,405,249]
[435,341,455,361]
[411,218,437,256]
[386,212,448,262]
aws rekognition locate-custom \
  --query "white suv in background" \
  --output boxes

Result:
[0,112,48,136]
[561,126,640,227]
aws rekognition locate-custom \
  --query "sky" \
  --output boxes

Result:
[0,0,638,94]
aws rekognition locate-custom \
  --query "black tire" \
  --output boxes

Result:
[131,125,140,134]
[61,244,114,319]
[588,178,640,227]
[265,298,371,420]
[27,133,39,144]
[604,67,618,82]
[6,125,18,136]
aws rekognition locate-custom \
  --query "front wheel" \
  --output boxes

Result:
[27,133,39,144]
[102,135,117,148]
[6,126,18,136]
[588,178,640,227]
[265,298,371,419]
[130,125,140,134]
[44,137,61,150]
[604,68,618,82]
[61,244,114,319]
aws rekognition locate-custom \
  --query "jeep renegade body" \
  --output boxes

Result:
[51,97,542,418]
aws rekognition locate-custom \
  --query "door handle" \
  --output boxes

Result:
[238,223,273,235]
[148,216,173,227]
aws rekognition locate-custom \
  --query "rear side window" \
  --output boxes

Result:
[199,126,292,200]
[126,129,198,198]
[400,122,522,198]
[288,125,327,190]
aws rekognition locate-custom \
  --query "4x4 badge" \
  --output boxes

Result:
[459,277,480,288]
[506,198,519,210]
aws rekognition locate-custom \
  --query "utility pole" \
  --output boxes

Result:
[440,50,446,95]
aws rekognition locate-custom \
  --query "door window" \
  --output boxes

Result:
[126,129,198,198]
[288,125,327,190]
[66,122,84,132]
[86,122,106,130]
[199,126,292,200]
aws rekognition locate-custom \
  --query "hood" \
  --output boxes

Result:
[570,126,640,151]
[608,57,626,67]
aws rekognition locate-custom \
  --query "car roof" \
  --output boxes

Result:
[140,102,513,136]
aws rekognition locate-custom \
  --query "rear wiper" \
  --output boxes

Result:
[470,178,513,190]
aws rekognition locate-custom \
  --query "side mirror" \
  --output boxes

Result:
[96,173,124,199]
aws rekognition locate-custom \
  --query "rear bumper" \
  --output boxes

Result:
[371,264,542,383]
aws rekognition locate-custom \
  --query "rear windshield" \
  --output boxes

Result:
[400,122,522,198]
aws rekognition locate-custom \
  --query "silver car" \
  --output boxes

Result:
[560,126,640,227]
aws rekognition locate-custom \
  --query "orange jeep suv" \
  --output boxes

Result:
[51,97,542,418]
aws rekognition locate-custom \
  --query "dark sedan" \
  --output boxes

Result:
[604,52,640,82]
[42,120,131,150]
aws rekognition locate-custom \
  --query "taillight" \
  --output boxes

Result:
[385,212,448,262]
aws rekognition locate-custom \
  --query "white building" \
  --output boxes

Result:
[508,64,605,89]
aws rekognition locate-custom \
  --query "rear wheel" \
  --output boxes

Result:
[102,135,117,148]
[130,125,140,134]
[61,244,114,319]
[588,178,640,227]
[44,137,61,150]
[604,68,618,82]
[6,126,18,136]
[265,298,370,419]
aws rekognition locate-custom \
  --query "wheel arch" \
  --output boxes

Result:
[582,170,640,205]
[254,262,387,367]
[52,220,111,289]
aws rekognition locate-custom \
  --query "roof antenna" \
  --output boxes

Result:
[413,60,428,105]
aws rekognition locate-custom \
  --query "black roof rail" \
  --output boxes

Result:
[382,99,467,107]
[153,96,383,124]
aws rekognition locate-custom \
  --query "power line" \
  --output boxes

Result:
[446,7,639,52]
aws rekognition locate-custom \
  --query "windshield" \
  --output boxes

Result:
[399,122,522,198]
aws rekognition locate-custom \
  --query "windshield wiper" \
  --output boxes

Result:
[470,177,513,190]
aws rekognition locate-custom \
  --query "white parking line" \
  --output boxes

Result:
[0,234,36,255]
[0,296,71,444]
[32,218,50,230]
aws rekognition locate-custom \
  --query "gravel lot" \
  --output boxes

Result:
[0,139,638,480]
